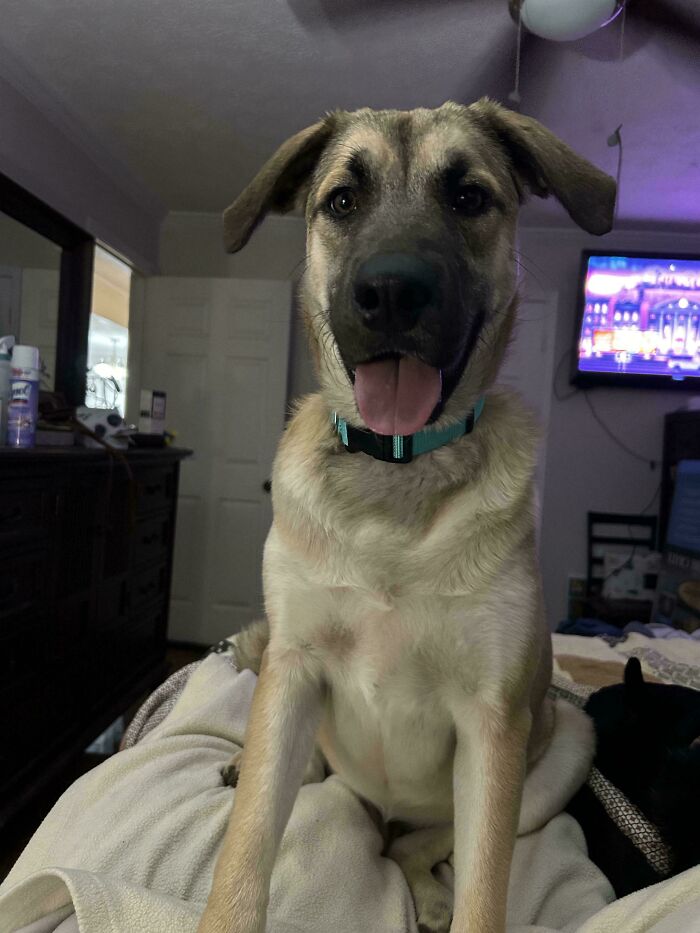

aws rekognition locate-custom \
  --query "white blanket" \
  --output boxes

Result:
[2,654,700,933]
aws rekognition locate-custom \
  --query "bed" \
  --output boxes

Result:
[2,630,700,933]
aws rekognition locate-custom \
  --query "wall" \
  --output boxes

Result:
[158,212,700,628]
[0,60,165,271]
[159,212,316,401]
[519,226,700,627]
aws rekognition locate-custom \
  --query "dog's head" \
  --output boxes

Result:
[224,100,615,435]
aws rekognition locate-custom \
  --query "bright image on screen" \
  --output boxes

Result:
[578,255,700,379]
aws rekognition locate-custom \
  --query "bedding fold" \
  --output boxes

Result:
[1,651,699,933]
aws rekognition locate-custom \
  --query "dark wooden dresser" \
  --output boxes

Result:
[0,445,191,829]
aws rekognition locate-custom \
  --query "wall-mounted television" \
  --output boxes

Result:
[571,251,700,389]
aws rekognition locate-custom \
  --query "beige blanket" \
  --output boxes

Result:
[2,653,700,933]
[552,632,700,691]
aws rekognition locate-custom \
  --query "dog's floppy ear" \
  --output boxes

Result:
[223,118,335,253]
[469,98,616,235]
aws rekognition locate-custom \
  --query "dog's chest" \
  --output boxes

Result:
[311,588,457,821]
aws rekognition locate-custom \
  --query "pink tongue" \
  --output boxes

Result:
[354,357,442,436]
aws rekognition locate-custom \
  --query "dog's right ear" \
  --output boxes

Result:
[223,118,335,253]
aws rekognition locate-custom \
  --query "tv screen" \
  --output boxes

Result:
[572,251,700,388]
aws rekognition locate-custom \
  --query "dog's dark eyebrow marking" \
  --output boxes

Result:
[439,154,506,212]
[442,156,471,184]
[346,151,370,184]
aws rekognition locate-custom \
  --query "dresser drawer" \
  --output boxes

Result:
[129,563,168,612]
[122,602,167,667]
[103,480,132,578]
[132,514,171,569]
[0,612,44,687]
[47,596,91,659]
[134,467,176,517]
[97,576,128,630]
[0,549,46,619]
[0,484,51,546]
[0,673,48,782]
[54,479,102,596]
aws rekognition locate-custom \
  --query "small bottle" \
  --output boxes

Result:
[7,345,41,448]
[0,335,15,445]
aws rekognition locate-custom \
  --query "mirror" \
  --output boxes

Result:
[0,209,62,390]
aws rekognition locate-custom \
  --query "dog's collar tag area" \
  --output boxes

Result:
[332,398,485,464]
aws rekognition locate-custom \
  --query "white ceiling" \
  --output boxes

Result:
[1,0,699,226]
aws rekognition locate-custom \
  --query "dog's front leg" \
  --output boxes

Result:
[449,699,531,933]
[198,649,324,933]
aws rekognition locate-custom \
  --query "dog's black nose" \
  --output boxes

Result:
[353,254,439,332]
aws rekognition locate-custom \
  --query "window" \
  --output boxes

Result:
[86,245,131,416]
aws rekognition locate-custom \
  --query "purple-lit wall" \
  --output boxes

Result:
[523,226,700,627]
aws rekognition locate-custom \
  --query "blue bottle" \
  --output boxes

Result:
[7,345,40,448]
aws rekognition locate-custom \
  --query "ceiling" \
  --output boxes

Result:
[1,0,699,227]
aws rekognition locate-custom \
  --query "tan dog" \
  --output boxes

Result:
[197,100,615,933]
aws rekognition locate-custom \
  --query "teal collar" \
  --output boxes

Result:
[332,398,485,464]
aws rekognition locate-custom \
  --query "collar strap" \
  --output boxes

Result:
[332,398,485,464]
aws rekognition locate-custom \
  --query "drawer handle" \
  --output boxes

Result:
[0,505,22,524]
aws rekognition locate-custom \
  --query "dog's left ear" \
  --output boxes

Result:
[223,117,336,253]
[469,98,616,235]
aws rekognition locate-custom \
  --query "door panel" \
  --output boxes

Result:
[142,276,291,644]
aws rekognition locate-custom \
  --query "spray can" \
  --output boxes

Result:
[7,345,41,448]
[0,335,15,445]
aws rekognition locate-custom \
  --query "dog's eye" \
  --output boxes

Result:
[452,185,489,216]
[329,188,357,217]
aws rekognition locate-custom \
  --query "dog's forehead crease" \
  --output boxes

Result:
[318,123,402,180]
[317,107,511,200]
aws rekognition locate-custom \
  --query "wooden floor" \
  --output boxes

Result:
[0,643,206,884]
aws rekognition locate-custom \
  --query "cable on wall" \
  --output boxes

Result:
[582,390,657,470]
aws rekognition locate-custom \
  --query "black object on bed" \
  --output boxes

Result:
[567,657,700,897]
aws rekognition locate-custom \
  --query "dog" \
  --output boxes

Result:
[197,99,615,933]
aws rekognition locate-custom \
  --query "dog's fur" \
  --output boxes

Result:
[197,100,615,933]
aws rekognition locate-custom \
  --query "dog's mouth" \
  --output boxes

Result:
[349,352,442,436]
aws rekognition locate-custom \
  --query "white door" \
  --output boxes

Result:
[498,293,558,526]
[142,276,292,645]
[0,266,21,337]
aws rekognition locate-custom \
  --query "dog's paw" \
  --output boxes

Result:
[221,749,244,788]
[413,879,453,933]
